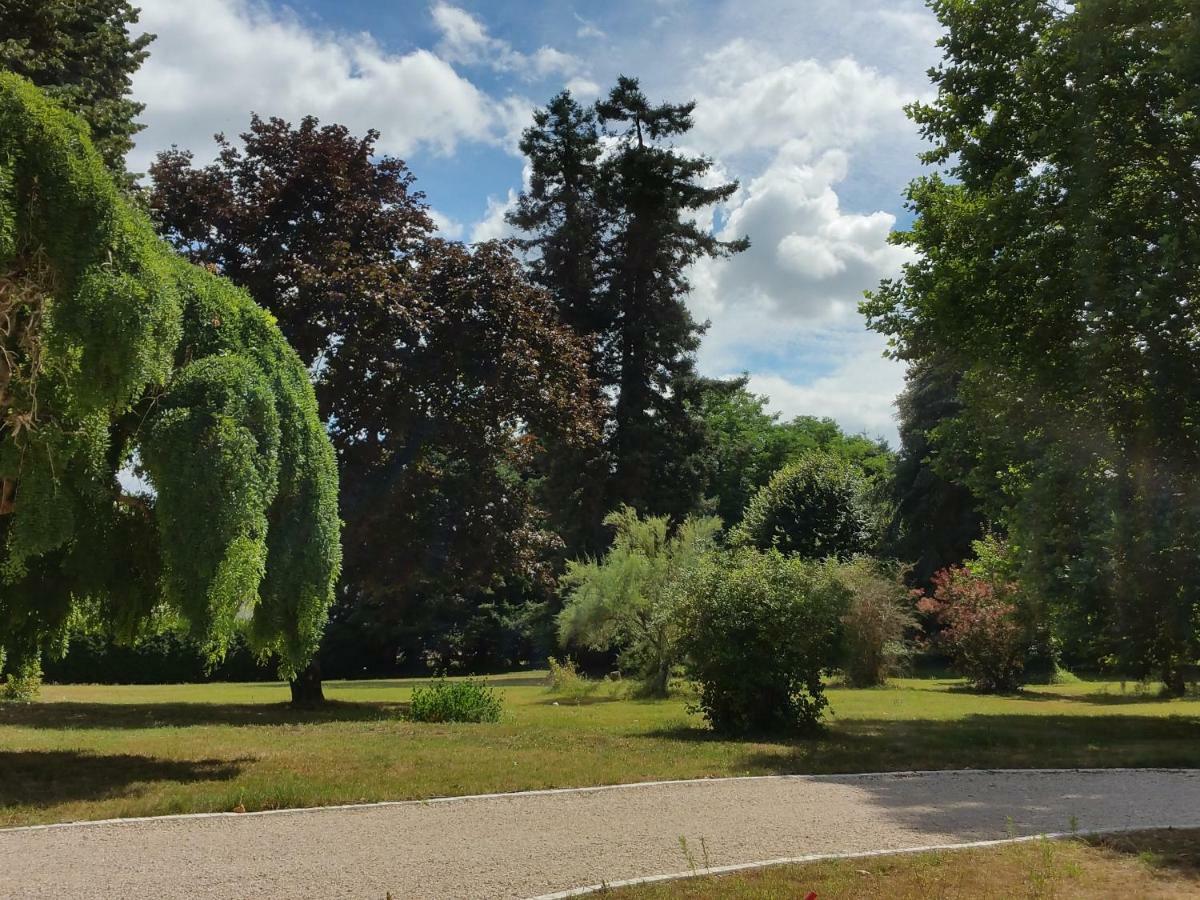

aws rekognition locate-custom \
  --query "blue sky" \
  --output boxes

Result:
[127,0,946,444]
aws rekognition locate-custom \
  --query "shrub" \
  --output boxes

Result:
[918,565,1026,692]
[408,676,503,723]
[0,656,42,702]
[545,656,598,704]
[558,507,721,697]
[679,549,847,734]
[837,557,915,687]
[733,453,873,559]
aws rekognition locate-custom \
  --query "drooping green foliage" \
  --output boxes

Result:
[679,549,848,734]
[0,0,153,181]
[863,0,1200,690]
[0,74,340,682]
[557,506,721,696]
[733,453,875,560]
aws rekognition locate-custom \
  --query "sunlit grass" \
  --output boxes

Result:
[609,828,1200,899]
[0,674,1197,826]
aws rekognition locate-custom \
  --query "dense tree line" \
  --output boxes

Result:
[865,0,1200,692]
[5,0,1196,701]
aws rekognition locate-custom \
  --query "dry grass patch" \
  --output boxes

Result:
[607,828,1200,899]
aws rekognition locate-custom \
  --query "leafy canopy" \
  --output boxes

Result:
[862,0,1200,690]
[733,452,875,560]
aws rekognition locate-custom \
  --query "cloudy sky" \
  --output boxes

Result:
[127,0,945,445]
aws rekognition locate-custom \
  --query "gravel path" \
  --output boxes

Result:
[2,769,1198,899]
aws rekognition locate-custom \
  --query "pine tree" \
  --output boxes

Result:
[506,92,611,554]
[0,0,153,181]
[596,77,748,519]
[511,77,749,538]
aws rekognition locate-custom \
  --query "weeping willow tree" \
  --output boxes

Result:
[0,74,341,702]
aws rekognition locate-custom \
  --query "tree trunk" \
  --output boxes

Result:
[1162,660,1188,699]
[289,660,325,707]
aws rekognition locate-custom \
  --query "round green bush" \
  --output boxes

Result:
[679,549,847,734]
[733,453,873,559]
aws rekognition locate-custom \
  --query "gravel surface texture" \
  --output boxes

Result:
[3,768,1199,899]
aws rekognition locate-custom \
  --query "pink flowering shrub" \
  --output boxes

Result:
[918,566,1026,692]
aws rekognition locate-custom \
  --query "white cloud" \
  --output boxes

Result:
[565,77,601,99]
[428,208,465,240]
[130,0,497,172]
[574,13,606,40]
[691,41,913,158]
[431,2,582,79]
[430,2,490,59]
[470,189,519,243]
[494,94,539,153]
[746,334,906,444]
[688,140,913,373]
[671,39,922,441]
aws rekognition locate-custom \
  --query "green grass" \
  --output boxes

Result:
[607,828,1200,899]
[1,674,1198,827]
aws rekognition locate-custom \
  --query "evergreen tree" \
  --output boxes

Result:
[508,91,607,373]
[0,0,153,180]
[888,358,983,586]
[511,78,748,539]
[597,77,749,519]
[506,92,610,554]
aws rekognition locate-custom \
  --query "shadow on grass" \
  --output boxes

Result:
[0,750,247,808]
[332,674,551,689]
[1085,828,1200,882]
[1031,689,1199,706]
[0,700,405,730]
[643,713,1200,773]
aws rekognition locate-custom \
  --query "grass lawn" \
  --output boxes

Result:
[1,674,1198,826]
[606,828,1200,899]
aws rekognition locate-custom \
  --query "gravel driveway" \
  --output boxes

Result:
[2,769,1198,899]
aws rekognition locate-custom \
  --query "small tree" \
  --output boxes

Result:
[838,557,915,687]
[733,452,874,559]
[679,550,847,734]
[918,566,1026,692]
[557,507,720,696]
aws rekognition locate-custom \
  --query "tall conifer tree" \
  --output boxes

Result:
[511,77,748,539]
